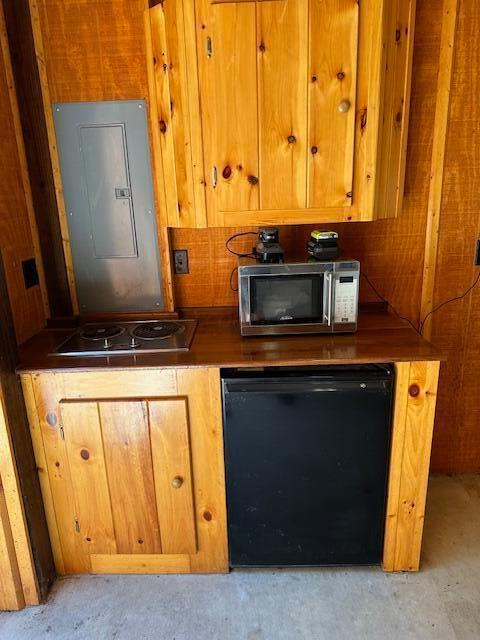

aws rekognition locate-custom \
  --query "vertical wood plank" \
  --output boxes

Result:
[383,362,410,572]
[149,1,206,228]
[149,3,181,227]
[22,374,65,575]
[0,483,24,611]
[28,0,79,313]
[257,0,308,209]
[0,0,49,320]
[60,402,117,556]
[144,10,175,311]
[0,394,39,605]
[177,368,228,574]
[420,0,458,339]
[308,0,358,208]
[375,0,417,219]
[210,2,259,216]
[383,361,441,572]
[149,399,197,555]
[99,401,162,555]
[31,373,90,573]
[163,0,198,227]
[356,0,386,220]
[182,0,208,228]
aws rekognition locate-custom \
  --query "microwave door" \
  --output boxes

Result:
[248,273,327,327]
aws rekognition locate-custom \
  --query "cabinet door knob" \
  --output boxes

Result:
[338,100,351,114]
[171,476,184,489]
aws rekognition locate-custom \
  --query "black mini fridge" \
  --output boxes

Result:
[221,365,395,567]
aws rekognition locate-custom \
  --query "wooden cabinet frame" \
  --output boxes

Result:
[22,360,440,575]
[145,0,417,228]
[383,361,440,571]
[21,368,228,575]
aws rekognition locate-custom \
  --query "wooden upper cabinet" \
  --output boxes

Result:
[145,0,416,228]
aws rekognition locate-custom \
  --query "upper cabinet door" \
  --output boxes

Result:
[198,0,358,224]
[146,0,416,227]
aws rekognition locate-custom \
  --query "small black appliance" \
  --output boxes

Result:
[307,230,339,261]
[255,227,284,264]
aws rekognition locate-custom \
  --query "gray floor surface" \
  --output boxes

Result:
[1,474,479,640]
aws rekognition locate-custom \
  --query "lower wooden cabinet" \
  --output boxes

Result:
[21,368,228,575]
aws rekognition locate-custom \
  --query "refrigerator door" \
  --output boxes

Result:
[222,366,394,567]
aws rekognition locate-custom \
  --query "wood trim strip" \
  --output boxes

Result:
[0,394,39,605]
[90,553,191,574]
[420,0,458,340]
[0,2,49,319]
[383,361,441,572]
[360,0,387,220]
[21,375,65,575]
[144,9,175,311]
[383,362,410,571]
[394,0,417,217]
[0,484,25,611]
[28,0,79,314]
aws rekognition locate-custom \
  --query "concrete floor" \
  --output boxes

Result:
[1,475,480,640]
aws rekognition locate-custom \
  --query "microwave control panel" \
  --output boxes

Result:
[333,269,359,324]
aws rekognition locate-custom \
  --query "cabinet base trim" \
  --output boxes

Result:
[90,554,191,574]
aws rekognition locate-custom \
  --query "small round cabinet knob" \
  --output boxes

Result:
[171,476,184,489]
[338,100,351,114]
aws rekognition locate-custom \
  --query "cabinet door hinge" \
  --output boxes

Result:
[211,166,218,188]
[59,424,65,440]
[74,517,80,533]
[206,36,213,58]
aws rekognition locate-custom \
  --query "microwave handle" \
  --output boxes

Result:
[324,272,333,326]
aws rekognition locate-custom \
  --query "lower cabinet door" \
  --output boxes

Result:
[23,369,227,574]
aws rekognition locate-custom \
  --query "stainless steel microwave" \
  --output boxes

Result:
[238,259,360,336]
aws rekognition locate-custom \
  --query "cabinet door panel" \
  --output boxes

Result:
[149,2,206,227]
[257,0,309,210]
[36,380,90,574]
[150,399,197,555]
[308,0,358,207]
[210,3,259,216]
[60,402,117,556]
[26,370,228,575]
[99,401,162,555]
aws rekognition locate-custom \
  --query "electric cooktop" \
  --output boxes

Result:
[52,320,197,356]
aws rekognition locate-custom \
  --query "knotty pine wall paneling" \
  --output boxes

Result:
[3,0,72,317]
[0,2,46,344]
[37,0,149,103]
[429,0,480,473]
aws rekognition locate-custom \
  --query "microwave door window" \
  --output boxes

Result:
[250,275,324,325]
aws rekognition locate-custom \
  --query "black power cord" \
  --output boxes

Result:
[226,231,257,259]
[362,270,480,336]
[361,272,421,335]
[419,270,480,335]
[227,232,257,292]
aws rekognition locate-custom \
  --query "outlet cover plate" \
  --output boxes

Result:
[173,249,189,274]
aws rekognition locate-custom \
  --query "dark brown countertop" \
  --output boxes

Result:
[17,307,443,374]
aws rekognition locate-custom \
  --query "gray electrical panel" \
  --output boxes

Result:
[53,100,163,312]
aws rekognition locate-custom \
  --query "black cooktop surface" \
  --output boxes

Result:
[53,320,197,356]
